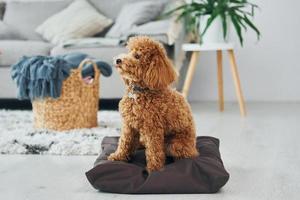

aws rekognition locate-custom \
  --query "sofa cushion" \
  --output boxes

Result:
[0,21,25,40]
[0,40,53,66]
[3,0,72,40]
[126,19,182,45]
[106,1,165,38]
[51,45,126,64]
[36,0,112,44]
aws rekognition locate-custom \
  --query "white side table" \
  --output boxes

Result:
[181,43,247,116]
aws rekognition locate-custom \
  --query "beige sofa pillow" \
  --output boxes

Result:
[36,0,112,44]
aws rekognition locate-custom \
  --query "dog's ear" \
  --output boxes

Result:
[144,53,178,89]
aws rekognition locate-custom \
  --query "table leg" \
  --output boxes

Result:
[217,50,224,112]
[228,50,247,116]
[182,51,199,98]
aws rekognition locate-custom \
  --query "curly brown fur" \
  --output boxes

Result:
[108,36,199,172]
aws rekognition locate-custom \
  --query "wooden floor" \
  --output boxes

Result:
[0,102,299,200]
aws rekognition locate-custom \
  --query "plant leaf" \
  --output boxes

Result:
[221,13,227,39]
[235,13,248,30]
[243,14,260,39]
[230,13,243,46]
[201,11,218,38]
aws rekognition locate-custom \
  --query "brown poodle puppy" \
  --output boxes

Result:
[108,36,199,172]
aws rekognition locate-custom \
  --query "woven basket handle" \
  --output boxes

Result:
[78,59,100,86]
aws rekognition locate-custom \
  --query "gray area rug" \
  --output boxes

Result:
[0,110,121,155]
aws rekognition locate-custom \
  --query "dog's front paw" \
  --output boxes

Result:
[107,152,129,161]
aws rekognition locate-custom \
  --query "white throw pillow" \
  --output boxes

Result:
[36,0,113,44]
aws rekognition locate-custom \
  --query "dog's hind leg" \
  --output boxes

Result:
[166,129,199,160]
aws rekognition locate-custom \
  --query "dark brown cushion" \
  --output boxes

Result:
[86,136,229,194]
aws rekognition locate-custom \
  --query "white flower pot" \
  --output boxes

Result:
[199,15,230,44]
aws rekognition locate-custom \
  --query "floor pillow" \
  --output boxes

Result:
[86,136,230,194]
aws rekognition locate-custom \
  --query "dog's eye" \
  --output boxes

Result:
[134,54,140,59]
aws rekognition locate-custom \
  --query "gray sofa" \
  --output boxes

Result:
[0,0,185,99]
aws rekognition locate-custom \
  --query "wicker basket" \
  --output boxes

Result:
[32,59,100,131]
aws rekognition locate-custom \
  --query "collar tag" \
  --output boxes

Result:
[128,92,137,100]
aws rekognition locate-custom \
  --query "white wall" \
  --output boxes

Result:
[188,0,300,102]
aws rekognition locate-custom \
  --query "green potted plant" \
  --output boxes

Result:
[165,0,260,46]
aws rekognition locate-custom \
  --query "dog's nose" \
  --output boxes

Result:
[116,59,122,64]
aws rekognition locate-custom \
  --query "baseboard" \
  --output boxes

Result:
[0,98,120,110]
